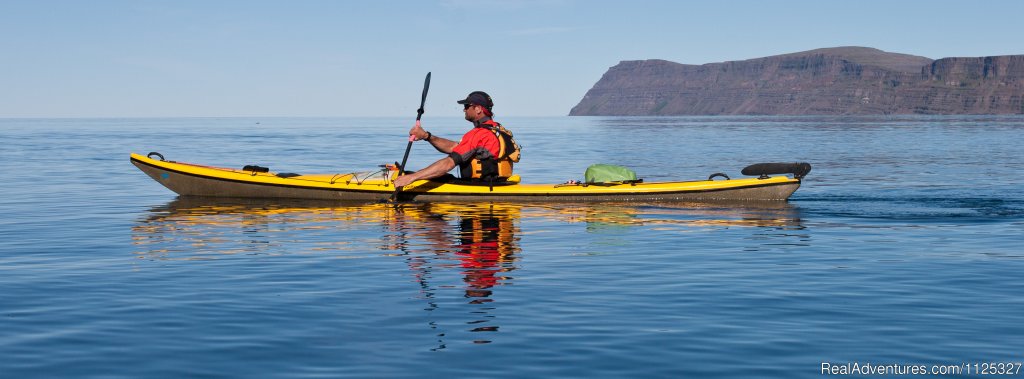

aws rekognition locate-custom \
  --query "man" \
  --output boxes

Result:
[393,91,514,187]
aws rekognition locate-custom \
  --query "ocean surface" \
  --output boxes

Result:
[1,116,1023,378]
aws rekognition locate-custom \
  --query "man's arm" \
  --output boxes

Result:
[393,156,456,187]
[410,123,458,153]
[424,134,458,154]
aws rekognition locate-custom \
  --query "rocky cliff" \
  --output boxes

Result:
[570,47,1024,115]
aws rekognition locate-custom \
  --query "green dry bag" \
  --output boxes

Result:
[584,164,638,184]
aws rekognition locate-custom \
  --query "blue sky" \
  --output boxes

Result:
[2,0,1022,117]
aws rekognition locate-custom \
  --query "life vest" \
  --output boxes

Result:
[463,120,521,180]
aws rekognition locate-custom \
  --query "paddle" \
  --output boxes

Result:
[392,71,431,202]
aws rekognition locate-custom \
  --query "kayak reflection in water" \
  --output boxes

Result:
[132,199,803,348]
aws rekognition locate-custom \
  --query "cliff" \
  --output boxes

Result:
[570,47,1024,115]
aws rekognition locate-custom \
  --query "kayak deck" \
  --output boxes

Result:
[130,153,802,202]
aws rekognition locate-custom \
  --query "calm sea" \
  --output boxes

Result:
[1,116,1023,378]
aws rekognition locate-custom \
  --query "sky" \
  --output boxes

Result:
[1,0,1022,118]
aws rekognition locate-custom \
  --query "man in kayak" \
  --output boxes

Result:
[394,91,519,187]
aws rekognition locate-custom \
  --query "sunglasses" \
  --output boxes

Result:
[463,103,476,110]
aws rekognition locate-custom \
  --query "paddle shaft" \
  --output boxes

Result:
[393,72,431,200]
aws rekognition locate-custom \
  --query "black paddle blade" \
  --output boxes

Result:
[417,72,431,120]
[741,162,812,179]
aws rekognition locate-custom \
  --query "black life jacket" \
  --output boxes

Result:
[461,120,521,180]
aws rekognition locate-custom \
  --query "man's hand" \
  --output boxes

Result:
[393,173,415,188]
[409,122,429,141]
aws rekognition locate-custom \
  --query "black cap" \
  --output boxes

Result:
[456,91,493,109]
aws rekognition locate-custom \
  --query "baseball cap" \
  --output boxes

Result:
[456,91,493,109]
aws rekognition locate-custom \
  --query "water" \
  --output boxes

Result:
[1,116,1022,378]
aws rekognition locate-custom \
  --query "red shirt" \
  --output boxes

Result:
[449,119,500,166]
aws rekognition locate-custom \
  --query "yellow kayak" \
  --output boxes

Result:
[130,152,808,202]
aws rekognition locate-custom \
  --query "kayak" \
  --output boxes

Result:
[130,152,809,202]
[131,152,808,202]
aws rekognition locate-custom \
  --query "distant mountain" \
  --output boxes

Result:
[570,47,1024,115]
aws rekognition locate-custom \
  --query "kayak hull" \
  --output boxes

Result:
[131,153,801,202]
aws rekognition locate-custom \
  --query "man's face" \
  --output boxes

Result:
[464,103,483,121]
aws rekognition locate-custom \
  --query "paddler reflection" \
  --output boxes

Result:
[454,206,517,300]
[386,202,520,347]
